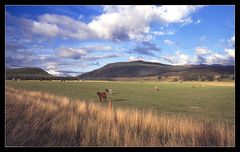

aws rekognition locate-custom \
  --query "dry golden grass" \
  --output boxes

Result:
[5,86,235,147]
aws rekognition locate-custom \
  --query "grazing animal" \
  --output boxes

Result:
[155,86,160,91]
[192,86,195,88]
[106,88,112,94]
[97,91,107,102]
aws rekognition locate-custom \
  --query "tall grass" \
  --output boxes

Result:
[5,86,235,147]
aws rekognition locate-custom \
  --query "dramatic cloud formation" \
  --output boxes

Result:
[6,5,204,41]
[89,5,204,40]
[5,6,234,76]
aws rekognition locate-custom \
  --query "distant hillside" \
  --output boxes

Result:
[6,67,54,80]
[78,61,234,80]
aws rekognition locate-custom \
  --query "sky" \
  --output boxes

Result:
[5,5,235,76]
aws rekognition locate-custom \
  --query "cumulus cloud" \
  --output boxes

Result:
[225,48,234,58]
[195,47,210,55]
[195,47,212,64]
[31,21,60,37]
[195,44,234,65]
[204,53,233,65]
[163,51,191,65]
[56,47,87,59]
[130,41,160,56]
[227,35,235,47]
[6,5,204,41]
[89,5,204,40]
[163,39,177,46]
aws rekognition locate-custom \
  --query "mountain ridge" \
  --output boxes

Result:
[78,61,234,80]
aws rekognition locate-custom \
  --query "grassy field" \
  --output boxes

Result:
[6,80,235,123]
[6,86,235,146]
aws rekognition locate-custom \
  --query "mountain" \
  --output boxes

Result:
[6,67,54,80]
[78,61,234,80]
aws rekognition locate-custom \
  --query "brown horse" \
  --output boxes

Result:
[97,91,107,102]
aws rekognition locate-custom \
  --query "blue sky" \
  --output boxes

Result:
[5,5,235,76]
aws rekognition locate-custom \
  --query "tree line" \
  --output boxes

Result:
[158,74,234,81]
[6,74,79,81]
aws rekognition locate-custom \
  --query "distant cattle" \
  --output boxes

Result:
[97,91,107,102]
[155,86,160,91]
[192,86,195,88]
[106,88,112,94]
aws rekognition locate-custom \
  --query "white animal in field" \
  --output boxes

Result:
[106,88,112,94]
[154,86,160,91]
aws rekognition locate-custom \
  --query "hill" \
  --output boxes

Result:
[78,61,234,80]
[6,67,54,80]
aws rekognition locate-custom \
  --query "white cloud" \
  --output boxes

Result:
[195,19,201,24]
[163,51,190,65]
[180,17,193,27]
[128,56,144,61]
[128,56,161,63]
[7,5,204,41]
[225,48,234,58]
[227,35,235,47]
[195,47,210,55]
[38,13,96,40]
[88,5,204,40]
[153,5,203,24]
[82,54,120,61]
[31,21,60,37]
[78,14,84,20]
[56,47,87,59]
[46,69,63,76]
[205,53,228,65]
[152,31,165,36]
[80,45,112,52]
[163,39,177,46]
[195,45,234,65]
[44,61,59,70]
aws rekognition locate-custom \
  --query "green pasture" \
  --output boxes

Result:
[6,80,235,123]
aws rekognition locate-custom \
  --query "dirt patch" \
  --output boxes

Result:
[188,106,200,109]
